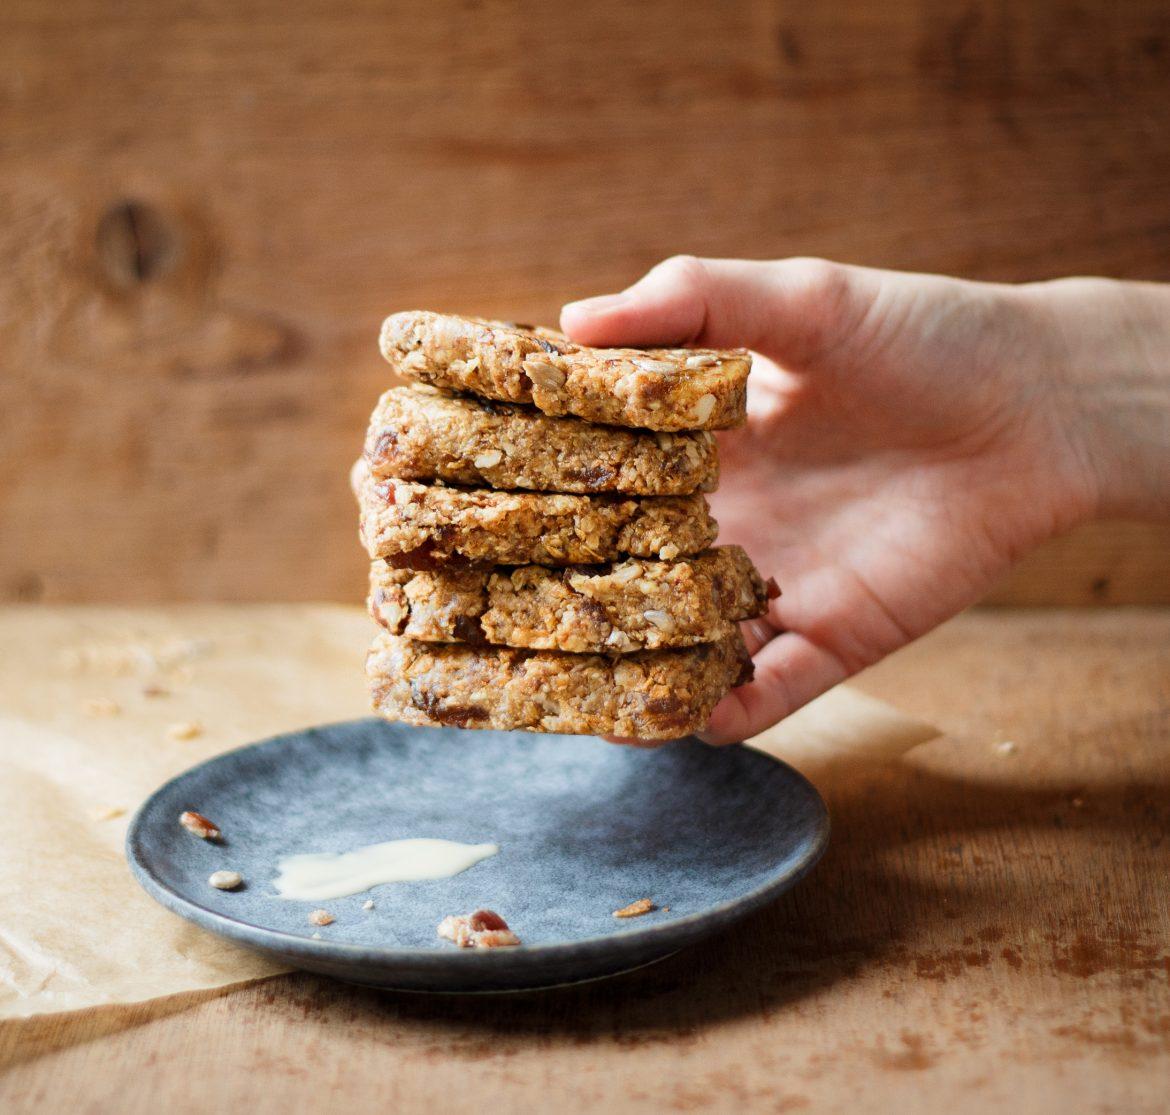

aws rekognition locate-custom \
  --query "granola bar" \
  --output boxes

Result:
[380,312,750,432]
[368,546,772,652]
[367,631,753,739]
[365,386,718,495]
[353,460,717,567]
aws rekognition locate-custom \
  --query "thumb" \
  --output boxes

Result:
[560,255,872,364]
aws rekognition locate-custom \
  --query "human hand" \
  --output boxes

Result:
[562,257,1170,743]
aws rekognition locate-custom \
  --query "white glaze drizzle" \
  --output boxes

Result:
[273,839,498,901]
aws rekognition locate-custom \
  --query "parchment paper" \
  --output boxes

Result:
[0,606,938,1021]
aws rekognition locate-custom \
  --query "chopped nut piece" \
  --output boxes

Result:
[635,357,677,372]
[613,898,656,919]
[208,870,243,890]
[437,909,520,948]
[475,928,521,948]
[525,358,566,391]
[83,697,122,717]
[308,909,335,926]
[167,720,204,741]
[472,449,504,469]
[437,914,473,947]
[179,811,221,841]
[642,609,676,634]
[692,393,717,424]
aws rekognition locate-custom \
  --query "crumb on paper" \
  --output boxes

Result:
[208,870,243,890]
[59,636,214,678]
[179,810,221,841]
[995,740,1017,755]
[142,684,170,698]
[91,805,127,822]
[83,697,122,718]
[309,909,335,926]
[613,898,656,919]
[437,909,520,948]
[362,900,375,911]
[167,720,204,741]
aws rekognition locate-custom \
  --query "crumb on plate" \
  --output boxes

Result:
[613,898,656,919]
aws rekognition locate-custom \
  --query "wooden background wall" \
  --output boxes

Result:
[2,0,1168,605]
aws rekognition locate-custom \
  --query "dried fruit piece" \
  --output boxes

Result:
[308,909,335,926]
[467,908,509,932]
[613,898,656,919]
[179,811,221,840]
[208,870,243,890]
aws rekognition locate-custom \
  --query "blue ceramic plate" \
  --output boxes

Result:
[127,719,828,992]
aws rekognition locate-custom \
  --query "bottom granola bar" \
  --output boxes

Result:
[367,631,753,740]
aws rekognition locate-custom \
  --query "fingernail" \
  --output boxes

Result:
[562,292,630,316]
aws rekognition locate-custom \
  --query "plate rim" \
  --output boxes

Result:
[126,717,830,967]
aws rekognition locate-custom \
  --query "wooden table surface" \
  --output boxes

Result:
[6,0,1170,608]
[2,608,1168,1113]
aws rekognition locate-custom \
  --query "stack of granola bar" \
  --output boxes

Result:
[356,312,775,739]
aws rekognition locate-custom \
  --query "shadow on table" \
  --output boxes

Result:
[353,756,1170,1045]
[0,981,267,1071]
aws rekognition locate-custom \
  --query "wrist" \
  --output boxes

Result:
[1020,277,1170,523]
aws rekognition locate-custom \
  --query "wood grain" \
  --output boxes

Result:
[2,0,1169,603]
[1,606,1167,1113]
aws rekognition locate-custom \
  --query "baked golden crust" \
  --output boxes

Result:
[380,312,750,432]
[368,546,772,652]
[366,631,754,739]
[365,386,718,495]
[354,460,717,567]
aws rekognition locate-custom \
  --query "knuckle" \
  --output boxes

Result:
[654,253,710,290]
[782,257,851,307]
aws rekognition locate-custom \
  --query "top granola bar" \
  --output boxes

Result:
[380,312,750,432]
